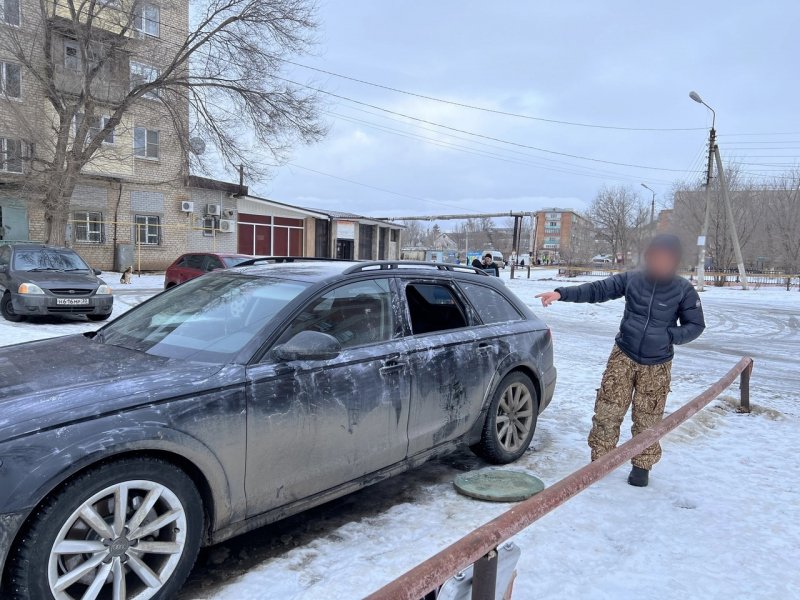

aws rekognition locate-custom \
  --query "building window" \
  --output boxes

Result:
[72,211,104,243]
[134,214,160,245]
[133,127,159,159]
[130,61,159,98]
[0,137,23,173]
[75,114,114,145]
[133,3,159,37]
[2,0,20,25]
[390,229,398,242]
[0,61,20,99]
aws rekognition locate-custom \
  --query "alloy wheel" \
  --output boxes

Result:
[47,480,187,600]
[495,382,535,452]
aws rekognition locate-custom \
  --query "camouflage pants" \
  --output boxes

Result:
[588,345,672,470]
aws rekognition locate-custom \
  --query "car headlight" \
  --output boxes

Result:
[18,283,45,295]
[96,285,113,295]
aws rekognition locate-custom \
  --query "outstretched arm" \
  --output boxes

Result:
[557,272,629,304]
[669,287,706,345]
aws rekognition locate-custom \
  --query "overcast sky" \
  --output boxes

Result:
[251,1,800,219]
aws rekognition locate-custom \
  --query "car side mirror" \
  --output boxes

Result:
[273,331,342,362]
[93,268,102,275]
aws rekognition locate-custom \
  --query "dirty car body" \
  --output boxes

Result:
[0,260,555,598]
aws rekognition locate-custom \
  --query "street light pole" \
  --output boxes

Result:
[689,91,748,291]
[640,183,656,225]
[689,91,717,292]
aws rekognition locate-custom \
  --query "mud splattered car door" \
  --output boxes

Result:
[244,277,410,516]
[400,279,496,456]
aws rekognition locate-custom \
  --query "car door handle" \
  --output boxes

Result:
[380,360,407,375]
[477,342,493,353]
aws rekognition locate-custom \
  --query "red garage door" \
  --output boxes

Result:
[238,214,303,256]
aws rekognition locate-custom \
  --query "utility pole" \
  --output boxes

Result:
[641,183,656,225]
[690,91,716,292]
[713,146,749,289]
[527,212,536,278]
[689,90,748,291]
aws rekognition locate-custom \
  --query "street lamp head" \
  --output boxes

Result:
[689,91,703,104]
[641,183,648,189]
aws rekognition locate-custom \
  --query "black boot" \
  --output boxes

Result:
[628,466,649,487]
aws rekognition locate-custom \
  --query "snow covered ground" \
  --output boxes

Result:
[1,269,798,599]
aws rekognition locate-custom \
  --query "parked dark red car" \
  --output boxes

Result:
[164,252,253,288]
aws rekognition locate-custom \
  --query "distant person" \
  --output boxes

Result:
[535,235,705,488]
[481,253,499,276]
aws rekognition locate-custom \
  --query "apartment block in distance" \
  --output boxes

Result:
[533,208,591,263]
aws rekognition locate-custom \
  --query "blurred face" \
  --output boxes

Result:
[483,255,492,265]
[646,248,679,279]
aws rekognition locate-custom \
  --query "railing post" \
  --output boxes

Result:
[472,550,498,600]
[739,361,752,413]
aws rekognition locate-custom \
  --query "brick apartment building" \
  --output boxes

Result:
[0,0,246,270]
[533,208,591,263]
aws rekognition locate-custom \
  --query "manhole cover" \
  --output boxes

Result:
[454,469,545,502]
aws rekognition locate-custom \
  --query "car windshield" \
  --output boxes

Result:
[13,248,91,272]
[222,256,252,268]
[100,273,309,363]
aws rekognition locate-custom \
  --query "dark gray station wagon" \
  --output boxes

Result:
[0,260,556,600]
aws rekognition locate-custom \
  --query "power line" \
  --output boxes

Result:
[279,58,706,132]
[285,164,469,212]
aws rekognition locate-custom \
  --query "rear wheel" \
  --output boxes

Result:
[1,292,25,322]
[471,372,539,464]
[9,458,203,600]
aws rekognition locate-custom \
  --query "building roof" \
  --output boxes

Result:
[240,195,404,229]
[186,175,248,196]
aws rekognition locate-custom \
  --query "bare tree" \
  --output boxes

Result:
[588,185,646,263]
[671,166,764,282]
[0,0,324,245]
[764,171,800,277]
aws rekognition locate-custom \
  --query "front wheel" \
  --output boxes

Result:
[9,458,203,600]
[1,293,25,322]
[471,372,539,464]
[87,313,112,322]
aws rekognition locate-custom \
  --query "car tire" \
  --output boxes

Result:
[471,372,539,464]
[87,313,112,322]
[1,292,25,322]
[9,457,204,600]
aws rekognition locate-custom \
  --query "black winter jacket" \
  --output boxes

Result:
[555,271,705,365]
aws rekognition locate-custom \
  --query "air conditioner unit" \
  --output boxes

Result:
[180,200,194,213]
[218,219,235,233]
[222,208,236,218]
[206,204,221,216]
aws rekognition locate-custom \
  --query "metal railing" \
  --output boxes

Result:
[556,266,799,288]
[366,357,754,600]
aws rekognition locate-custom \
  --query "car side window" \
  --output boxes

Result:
[184,255,205,270]
[404,282,468,334]
[459,282,523,325]
[175,256,189,267]
[205,256,224,271]
[280,278,396,349]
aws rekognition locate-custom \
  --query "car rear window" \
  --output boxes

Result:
[100,273,309,363]
[459,282,523,325]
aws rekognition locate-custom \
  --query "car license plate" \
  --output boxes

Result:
[56,298,90,305]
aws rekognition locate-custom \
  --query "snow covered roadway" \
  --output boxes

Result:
[1,270,798,600]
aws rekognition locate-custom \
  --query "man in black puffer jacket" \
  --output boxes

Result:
[535,235,705,487]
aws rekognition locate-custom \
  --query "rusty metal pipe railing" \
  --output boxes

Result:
[366,356,754,600]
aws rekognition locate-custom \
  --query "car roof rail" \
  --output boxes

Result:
[342,260,490,276]
[234,256,353,268]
